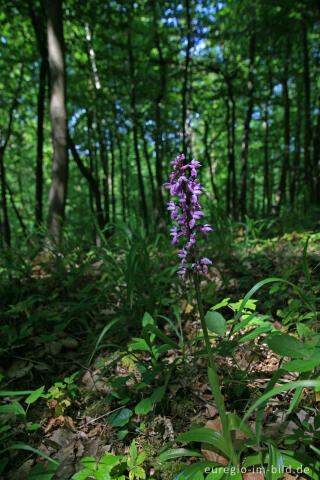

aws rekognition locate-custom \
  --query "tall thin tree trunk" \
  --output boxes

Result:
[47,0,68,244]
[28,0,47,226]
[0,149,10,247]
[225,76,236,215]
[302,16,313,201]
[204,121,219,201]
[274,39,290,214]
[109,129,116,225]
[152,0,166,219]
[140,124,156,206]
[0,65,23,248]
[127,24,148,228]
[182,0,191,156]
[290,93,301,207]
[314,104,320,204]
[263,86,272,215]
[239,28,255,220]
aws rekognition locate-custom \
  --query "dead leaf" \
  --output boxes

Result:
[243,473,265,480]
[88,425,102,437]
[201,418,229,465]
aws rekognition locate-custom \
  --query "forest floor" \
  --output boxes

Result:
[1,228,320,480]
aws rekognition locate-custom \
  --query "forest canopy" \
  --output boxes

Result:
[0,0,319,247]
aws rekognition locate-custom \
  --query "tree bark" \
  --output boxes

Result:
[302,15,313,200]
[47,0,69,244]
[152,0,166,219]
[274,39,290,214]
[28,0,48,226]
[239,28,255,221]
[127,23,148,228]
[225,76,236,215]
[182,0,192,156]
[0,65,23,248]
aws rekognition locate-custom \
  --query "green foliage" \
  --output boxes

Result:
[72,441,148,480]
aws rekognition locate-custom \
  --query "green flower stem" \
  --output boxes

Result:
[194,273,234,459]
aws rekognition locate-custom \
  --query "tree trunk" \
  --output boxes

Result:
[47,0,68,244]
[274,39,290,214]
[152,0,166,219]
[28,0,47,226]
[127,24,148,228]
[140,123,156,207]
[182,0,192,156]
[203,120,219,201]
[302,16,313,201]
[239,29,255,221]
[0,65,23,248]
[225,76,236,215]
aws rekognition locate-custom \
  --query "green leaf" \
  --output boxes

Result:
[79,456,96,469]
[174,461,223,480]
[0,401,26,418]
[129,440,137,461]
[158,448,203,462]
[144,325,180,350]
[142,312,154,327]
[266,333,310,359]
[71,469,92,480]
[177,428,230,457]
[117,429,128,440]
[25,386,45,404]
[28,462,59,480]
[238,324,272,343]
[150,386,166,403]
[26,423,41,431]
[107,408,133,427]
[241,380,320,426]
[283,359,319,372]
[135,398,152,415]
[136,451,146,465]
[205,311,227,337]
[210,298,230,311]
[1,444,59,465]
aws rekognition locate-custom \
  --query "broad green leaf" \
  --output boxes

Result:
[150,386,165,403]
[71,469,93,480]
[129,440,137,461]
[205,311,227,337]
[117,429,128,440]
[136,451,146,465]
[26,423,41,431]
[238,324,272,343]
[227,413,254,439]
[0,401,26,417]
[210,298,230,311]
[241,380,320,426]
[79,456,96,469]
[158,448,203,462]
[177,428,230,457]
[266,333,310,359]
[107,408,132,427]
[283,359,319,372]
[28,462,59,480]
[206,468,225,480]
[174,461,224,480]
[25,386,45,404]
[135,398,152,415]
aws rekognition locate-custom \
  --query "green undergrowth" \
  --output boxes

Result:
[0,219,319,479]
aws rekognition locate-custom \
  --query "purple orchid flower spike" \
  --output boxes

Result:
[164,153,213,276]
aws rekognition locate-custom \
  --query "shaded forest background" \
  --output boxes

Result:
[0,0,320,249]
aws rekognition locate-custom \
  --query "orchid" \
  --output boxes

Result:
[164,154,213,276]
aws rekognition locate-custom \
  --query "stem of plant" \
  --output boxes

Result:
[194,273,234,459]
